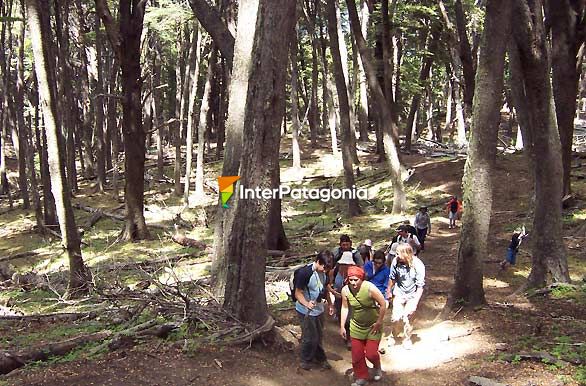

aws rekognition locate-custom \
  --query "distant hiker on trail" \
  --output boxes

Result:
[340,266,386,386]
[332,234,364,266]
[328,251,356,350]
[414,206,431,251]
[386,244,425,350]
[364,250,390,303]
[446,196,462,229]
[499,226,529,270]
[294,250,334,371]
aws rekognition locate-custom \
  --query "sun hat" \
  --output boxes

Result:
[364,239,372,247]
[338,251,355,265]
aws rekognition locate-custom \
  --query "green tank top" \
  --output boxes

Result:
[345,281,381,340]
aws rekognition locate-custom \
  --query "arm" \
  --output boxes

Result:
[406,262,425,314]
[339,287,350,339]
[369,283,387,334]
[295,287,314,309]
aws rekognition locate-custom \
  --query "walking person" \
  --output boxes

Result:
[295,250,334,370]
[340,266,387,386]
[414,206,431,251]
[500,226,529,270]
[328,251,355,350]
[446,196,460,229]
[386,244,425,349]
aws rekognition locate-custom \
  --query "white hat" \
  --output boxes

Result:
[364,239,372,247]
[389,242,399,256]
[338,251,355,265]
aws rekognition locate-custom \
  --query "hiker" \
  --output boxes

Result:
[340,266,386,386]
[332,234,364,266]
[401,220,418,237]
[500,226,529,270]
[328,251,355,350]
[386,243,425,349]
[294,250,334,370]
[360,239,373,262]
[393,224,421,254]
[364,250,391,304]
[446,196,462,229]
[414,206,431,251]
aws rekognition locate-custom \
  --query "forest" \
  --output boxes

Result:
[0,0,585,385]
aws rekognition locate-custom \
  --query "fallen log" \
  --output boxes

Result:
[0,251,39,263]
[221,316,275,345]
[0,331,113,375]
[0,310,103,323]
[96,253,204,273]
[73,203,168,230]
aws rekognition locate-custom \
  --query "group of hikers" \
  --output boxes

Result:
[293,214,430,386]
[291,195,527,385]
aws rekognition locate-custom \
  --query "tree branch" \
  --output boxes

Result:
[95,0,121,59]
[189,0,234,67]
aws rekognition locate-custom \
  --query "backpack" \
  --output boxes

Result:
[288,264,312,303]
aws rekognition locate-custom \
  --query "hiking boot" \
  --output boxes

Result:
[373,367,382,381]
[351,379,368,386]
[315,360,332,370]
[300,361,312,370]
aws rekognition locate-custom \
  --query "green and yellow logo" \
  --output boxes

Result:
[218,176,240,208]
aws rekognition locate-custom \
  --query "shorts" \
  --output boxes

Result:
[391,295,418,322]
[448,211,457,220]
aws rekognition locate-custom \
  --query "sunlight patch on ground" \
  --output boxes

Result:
[380,321,491,373]
[483,277,511,289]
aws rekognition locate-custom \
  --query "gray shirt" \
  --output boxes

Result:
[414,212,431,231]
[389,256,425,296]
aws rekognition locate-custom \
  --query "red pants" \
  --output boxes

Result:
[351,337,381,381]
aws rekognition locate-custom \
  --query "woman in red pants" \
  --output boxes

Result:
[340,266,387,386]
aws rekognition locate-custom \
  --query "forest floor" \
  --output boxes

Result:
[0,139,585,386]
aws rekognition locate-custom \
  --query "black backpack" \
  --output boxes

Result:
[288,264,312,303]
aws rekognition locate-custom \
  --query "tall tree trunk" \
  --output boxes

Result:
[195,49,215,198]
[74,0,95,180]
[512,0,570,286]
[212,0,260,290]
[290,36,302,171]
[26,113,43,229]
[336,1,359,164]
[443,68,453,137]
[34,82,58,226]
[405,31,437,151]
[356,0,370,142]
[94,12,106,192]
[0,0,12,197]
[326,77,339,156]
[549,0,585,197]
[346,0,406,213]
[107,61,120,200]
[453,0,475,113]
[326,0,361,216]
[174,25,186,196]
[446,0,511,311]
[183,25,201,204]
[96,0,149,240]
[221,0,296,325]
[26,0,91,296]
[16,0,29,208]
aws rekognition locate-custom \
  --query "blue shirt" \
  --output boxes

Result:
[389,256,425,296]
[364,260,390,298]
[294,263,326,317]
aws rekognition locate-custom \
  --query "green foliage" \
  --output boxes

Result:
[575,365,586,385]
[144,0,192,51]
